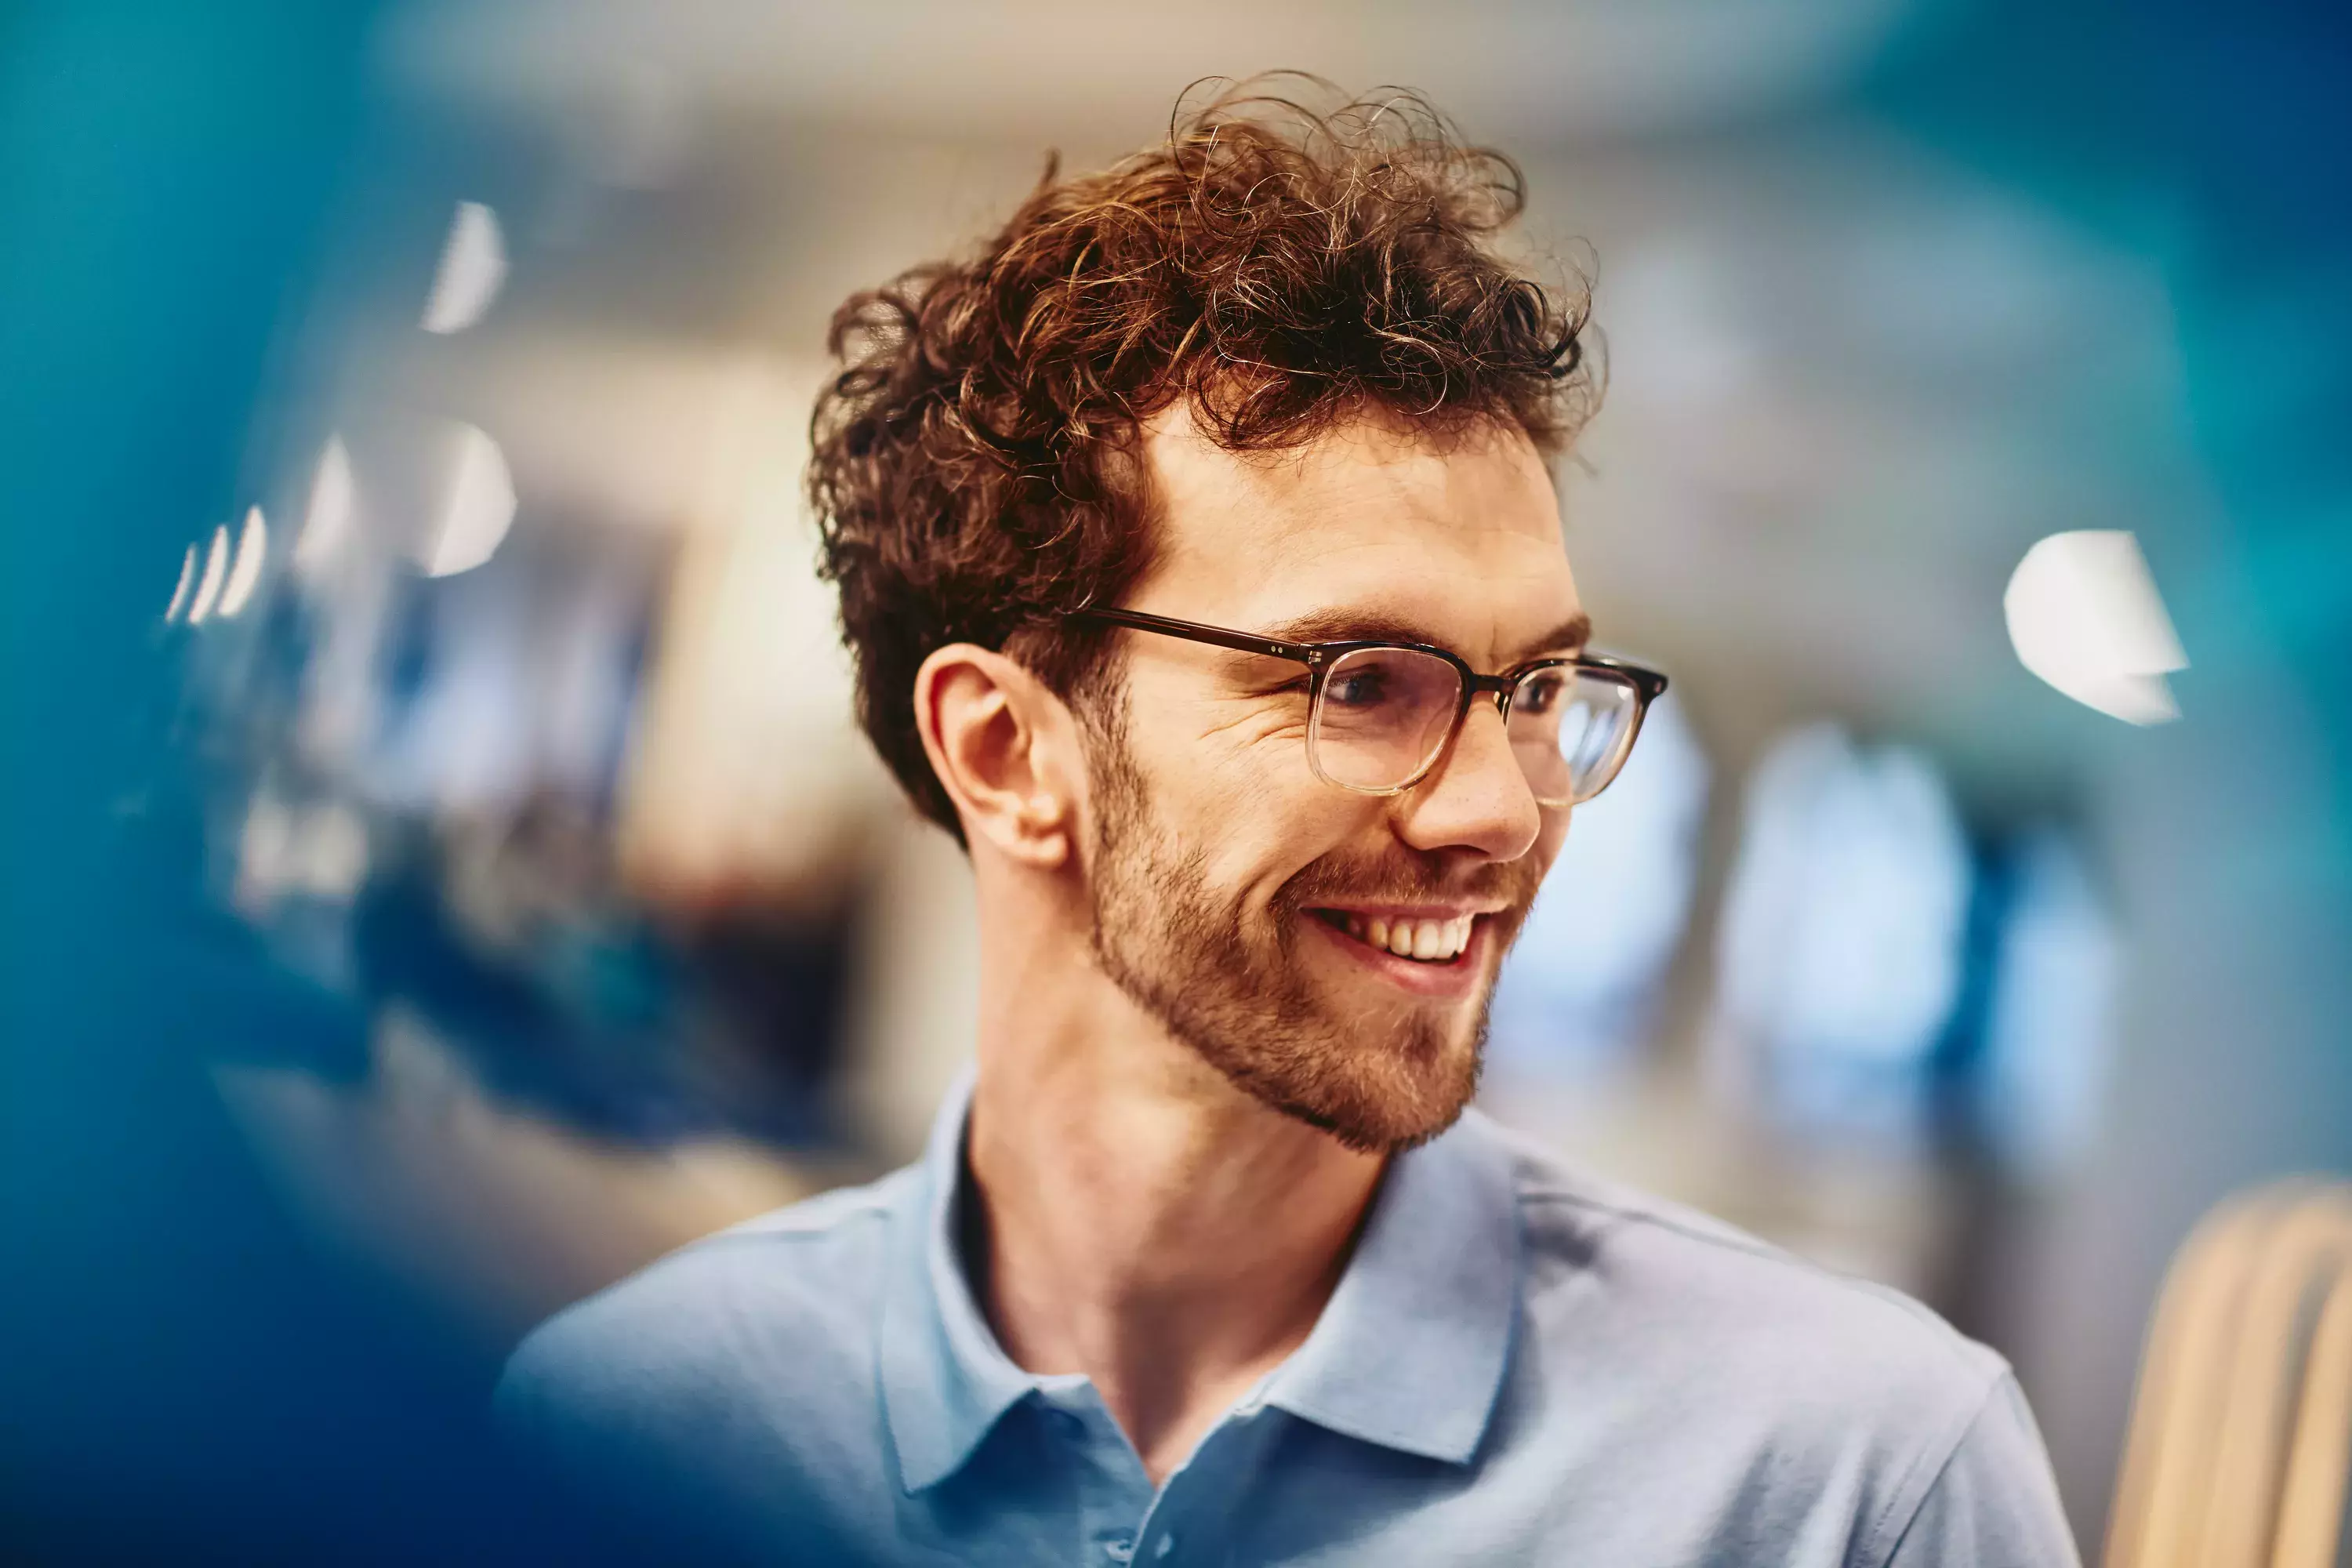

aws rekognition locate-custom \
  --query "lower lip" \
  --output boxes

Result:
[1304,913,1490,1000]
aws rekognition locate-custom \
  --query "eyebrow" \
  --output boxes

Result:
[1257,608,1593,666]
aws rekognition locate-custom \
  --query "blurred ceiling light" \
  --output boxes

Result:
[296,435,355,580]
[421,201,506,334]
[1711,722,1970,1138]
[164,543,198,623]
[187,523,231,624]
[216,506,268,619]
[2005,530,2187,724]
[420,423,517,577]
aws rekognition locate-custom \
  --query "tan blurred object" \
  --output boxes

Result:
[610,352,893,915]
[2105,1180,2352,1568]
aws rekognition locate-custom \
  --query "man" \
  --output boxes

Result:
[499,85,2081,1566]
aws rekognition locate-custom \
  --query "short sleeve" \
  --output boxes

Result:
[1879,1374,2082,1568]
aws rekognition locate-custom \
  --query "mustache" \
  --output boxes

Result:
[1276,847,1545,916]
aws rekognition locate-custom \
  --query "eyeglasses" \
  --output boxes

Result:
[1068,607,1668,807]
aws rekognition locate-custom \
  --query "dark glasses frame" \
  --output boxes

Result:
[1066,606,1669,804]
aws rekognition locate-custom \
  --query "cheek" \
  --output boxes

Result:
[1113,684,1393,903]
[1133,695,1329,831]
[1210,798,1340,898]
[1233,795,1395,922]
[1149,760,1380,919]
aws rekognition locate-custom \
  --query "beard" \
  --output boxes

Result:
[1081,721,1544,1154]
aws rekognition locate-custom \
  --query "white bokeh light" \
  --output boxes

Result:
[186,524,231,625]
[296,435,355,581]
[216,506,268,619]
[2005,529,2187,724]
[164,543,198,622]
[420,423,517,578]
[420,200,507,334]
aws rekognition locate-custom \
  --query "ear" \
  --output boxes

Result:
[913,644,1082,868]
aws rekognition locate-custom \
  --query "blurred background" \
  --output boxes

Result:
[6,1,2350,1560]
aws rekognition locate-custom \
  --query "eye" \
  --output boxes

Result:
[1515,670,1566,715]
[1324,668,1390,709]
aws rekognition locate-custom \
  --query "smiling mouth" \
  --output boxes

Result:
[1311,909,1478,964]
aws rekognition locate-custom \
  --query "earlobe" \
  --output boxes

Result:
[913,644,1075,867]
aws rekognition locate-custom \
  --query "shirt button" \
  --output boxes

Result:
[1154,1534,1177,1559]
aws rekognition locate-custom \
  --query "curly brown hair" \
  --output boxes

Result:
[808,79,1595,841]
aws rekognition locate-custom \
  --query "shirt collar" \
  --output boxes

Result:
[878,1065,1039,1494]
[1254,1105,1521,1465]
[878,1067,1523,1493]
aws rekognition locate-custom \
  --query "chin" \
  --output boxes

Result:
[1283,1077,1477,1155]
[1252,1011,1489,1155]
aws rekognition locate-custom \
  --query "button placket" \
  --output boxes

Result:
[1133,1396,1269,1565]
[1040,1388,1157,1568]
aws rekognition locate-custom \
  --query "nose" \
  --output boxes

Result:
[1392,696,1544,861]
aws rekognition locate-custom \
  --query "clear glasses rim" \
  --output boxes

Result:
[1066,604,1668,697]
[1064,604,1670,804]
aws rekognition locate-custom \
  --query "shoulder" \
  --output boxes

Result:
[499,1165,915,1429]
[493,1168,923,1558]
[1472,1114,2007,1471]
[1462,1116,2044,1563]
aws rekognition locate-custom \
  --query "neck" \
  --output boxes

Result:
[963,907,1384,1483]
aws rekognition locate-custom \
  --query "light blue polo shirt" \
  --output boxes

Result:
[498,1073,2080,1566]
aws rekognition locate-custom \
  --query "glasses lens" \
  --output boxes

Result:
[1508,666,1642,805]
[1308,647,1465,793]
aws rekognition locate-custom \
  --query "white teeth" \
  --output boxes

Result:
[1333,911,1476,963]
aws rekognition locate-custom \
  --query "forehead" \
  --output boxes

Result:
[1135,407,1580,663]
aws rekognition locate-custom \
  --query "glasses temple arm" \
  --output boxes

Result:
[1070,608,1320,665]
